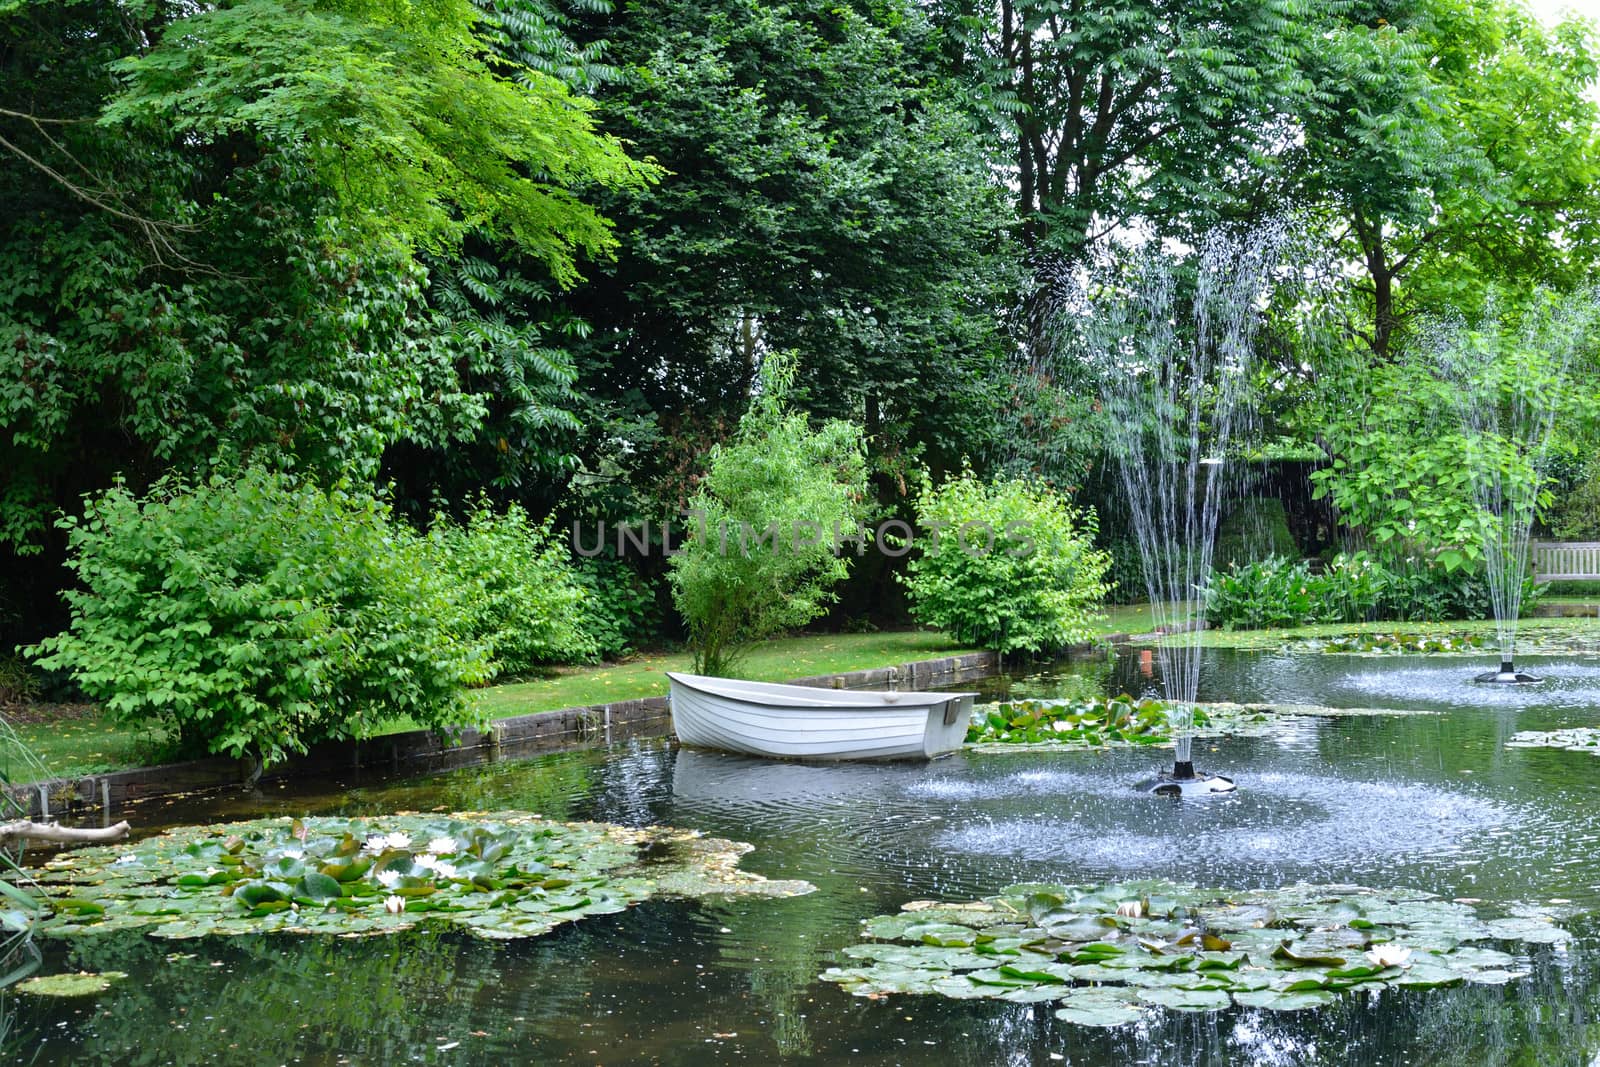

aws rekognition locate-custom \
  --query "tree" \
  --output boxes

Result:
[98,0,655,271]
[564,0,1020,512]
[932,0,1317,259]
[1294,0,1600,358]
[668,355,868,675]
[0,0,655,642]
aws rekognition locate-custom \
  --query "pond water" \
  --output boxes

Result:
[11,648,1600,1065]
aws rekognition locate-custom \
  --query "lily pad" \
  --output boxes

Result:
[30,813,811,942]
[16,971,127,997]
[1053,988,1145,1027]
[822,880,1569,1023]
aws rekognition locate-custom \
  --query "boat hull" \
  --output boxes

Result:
[666,672,974,760]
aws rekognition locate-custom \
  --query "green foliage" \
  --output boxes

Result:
[1293,1,1600,355]
[1204,553,1543,629]
[900,470,1111,655]
[1551,452,1600,540]
[668,355,869,676]
[1307,352,1485,559]
[569,559,658,660]
[1213,499,1300,573]
[567,0,1020,501]
[1205,558,1334,630]
[428,502,598,676]
[100,0,657,269]
[30,471,491,766]
[0,0,648,564]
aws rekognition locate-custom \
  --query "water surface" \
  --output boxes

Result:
[10,647,1600,1065]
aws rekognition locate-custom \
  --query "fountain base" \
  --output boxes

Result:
[1474,661,1541,685]
[1142,762,1236,797]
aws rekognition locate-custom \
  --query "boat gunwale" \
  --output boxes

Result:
[666,671,978,712]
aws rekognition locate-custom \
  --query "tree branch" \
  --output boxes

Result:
[0,820,130,847]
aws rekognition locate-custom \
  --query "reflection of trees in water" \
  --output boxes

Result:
[333,747,602,820]
[10,927,508,1065]
[586,740,674,826]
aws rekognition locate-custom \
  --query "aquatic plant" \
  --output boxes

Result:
[965,698,1433,750]
[823,881,1569,1025]
[966,696,1198,747]
[1299,632,1492,655]
[30,813,812,941]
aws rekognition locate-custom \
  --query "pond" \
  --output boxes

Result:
[10,647,1600,1064]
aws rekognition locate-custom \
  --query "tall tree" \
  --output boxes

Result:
[0,0,653,641]
[1295,0,1600,358]
[932,0,1317,260]
[563,0,1022,514]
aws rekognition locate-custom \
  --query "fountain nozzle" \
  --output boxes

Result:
[1474,660,1542,685]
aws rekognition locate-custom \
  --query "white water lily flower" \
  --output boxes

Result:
[413,854,459,879]
[1115,901,1143,918]
[384,895,405,915]
[427,836,458,856]
[362,831,412,855]
[1051,720,1071,733]
[375,869,402,889]
[279,848,304,860]
[112,854,140,867]
[1365,945,1412,969]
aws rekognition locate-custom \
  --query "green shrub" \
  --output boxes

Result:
[1551,452,1600,541]
[669,353,869,676]
[30,471,491,767]
[571,558,658,660]
[1212,498,1299,573]
[900,470,1111,655]
[0,655,39,706]
[1204,551,1543,629]
[429,502,597,675]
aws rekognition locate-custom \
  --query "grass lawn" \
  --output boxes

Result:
[0,607,1216,784]
[3,714,169,785]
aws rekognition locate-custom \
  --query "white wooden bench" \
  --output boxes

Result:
[1533,542,1600,581]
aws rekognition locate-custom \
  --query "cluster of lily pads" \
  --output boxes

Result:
[965,697,1426,751]
[965,696,1190,748]
[1287,632,1490,655]
[823,881,1568,1026]
[31,813,811,941]
[1507,728,1600,756]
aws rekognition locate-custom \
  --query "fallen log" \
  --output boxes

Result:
[0,820,130,847]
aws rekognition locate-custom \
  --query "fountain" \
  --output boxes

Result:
[1051,231,1283,795]
[1433,291,1597,685]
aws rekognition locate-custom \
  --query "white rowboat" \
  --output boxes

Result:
[666,672,976,760]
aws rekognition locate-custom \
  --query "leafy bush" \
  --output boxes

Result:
[1212,498,1299,573]
[31,471,491,767]
[429,502,597,675]
[900,471,1111,655]
[1203,557,1323,630]
[1551,452,1600,540]
[669,354,869,676]
[1204,552,1544,629]
[571,558,659,661]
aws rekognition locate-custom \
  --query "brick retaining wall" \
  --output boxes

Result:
[8,650,999,820]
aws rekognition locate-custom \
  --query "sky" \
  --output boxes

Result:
[1527,0,1600,24]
